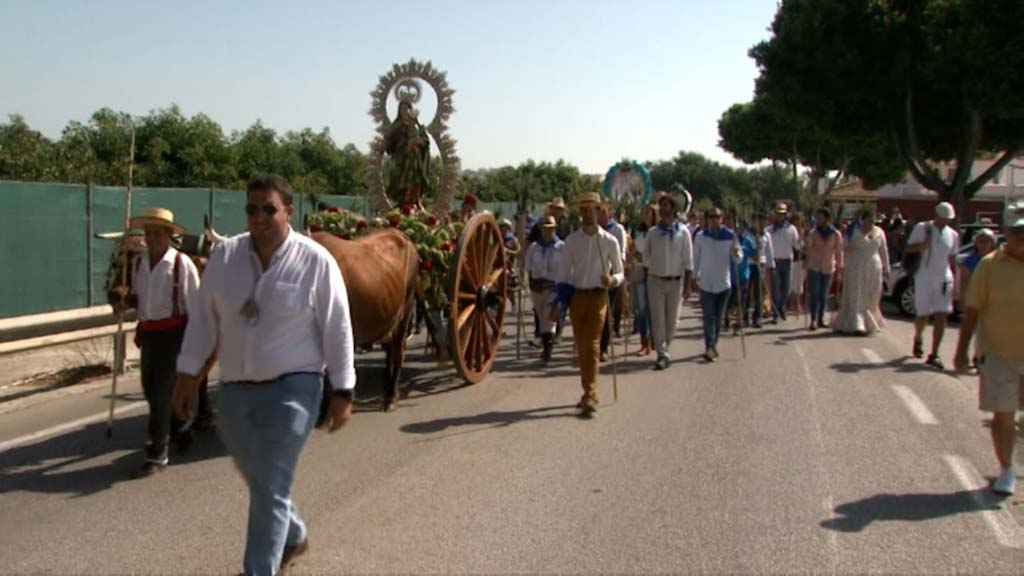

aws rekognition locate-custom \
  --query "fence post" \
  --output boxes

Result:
[208,186,215,229]
[85,182,94,307]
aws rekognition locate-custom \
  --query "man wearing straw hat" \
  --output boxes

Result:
[526,215,565,362]
[552,192,624,415]
[115,207,200,479]
[768,203,801,323]
[642,192,693,370]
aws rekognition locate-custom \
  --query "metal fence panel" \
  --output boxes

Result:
[0,181,89,317]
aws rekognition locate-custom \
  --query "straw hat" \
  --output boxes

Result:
[934,202,956,220]
[774,203,789,215]
[539,215,557,228]
[129,207,185,235]
[575,192,602,206]
[548,197,567,210]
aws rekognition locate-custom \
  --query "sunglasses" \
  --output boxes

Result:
[245,203,279,217]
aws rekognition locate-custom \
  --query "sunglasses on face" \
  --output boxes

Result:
[245,203,279,217]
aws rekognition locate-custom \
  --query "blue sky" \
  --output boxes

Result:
[0,0,777,173]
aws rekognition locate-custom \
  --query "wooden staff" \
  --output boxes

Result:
[107,124,135,438]
[593,233,618,402]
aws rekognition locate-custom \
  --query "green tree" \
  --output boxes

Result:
[749,0,1024,206]
[0,114,55,181]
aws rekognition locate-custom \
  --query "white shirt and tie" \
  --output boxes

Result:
[177,228,356,393]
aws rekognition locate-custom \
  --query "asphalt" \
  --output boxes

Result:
[0,302,1021,574]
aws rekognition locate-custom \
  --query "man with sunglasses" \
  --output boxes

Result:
[173,174,356,575]
[954,199,1024,496]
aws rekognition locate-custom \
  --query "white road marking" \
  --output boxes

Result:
[0,401,146,453]
[794,344,840,570]
[891,385,939,425]
[943,454,1024,549]
[861,348,884,365]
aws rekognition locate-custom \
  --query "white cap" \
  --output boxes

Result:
[973,228,996,245]
[1004,199,1024,230]
[935,202,956,220]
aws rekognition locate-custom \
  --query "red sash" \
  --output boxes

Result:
[134,252,187,346]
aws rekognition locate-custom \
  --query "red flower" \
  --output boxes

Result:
[356,220,369,230]
[441,242,453,252]
[328,206,341,213]
[426,215,438,227]
[309,224,322,232]
[388,216,401,227]
[401,204,414,216]
[420,259,434,271]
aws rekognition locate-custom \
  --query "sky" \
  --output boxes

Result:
[0,0,778,174]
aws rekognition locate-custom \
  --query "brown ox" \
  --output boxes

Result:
[310,228,420,412]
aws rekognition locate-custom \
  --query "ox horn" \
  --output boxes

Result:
[203,214,228,245]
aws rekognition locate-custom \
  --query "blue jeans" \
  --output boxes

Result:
[807,270,832,325]
[218,373,323,576]
[631,275,650,339]
[772,259,792,318]
[700,289,732,350]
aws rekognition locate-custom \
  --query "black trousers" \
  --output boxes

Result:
[139,326,187,463]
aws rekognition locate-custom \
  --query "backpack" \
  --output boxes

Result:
[900,221,932,277]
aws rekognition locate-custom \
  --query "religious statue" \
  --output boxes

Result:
[384,100,431,208]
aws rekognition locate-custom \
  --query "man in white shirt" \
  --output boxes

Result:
[598,200,628,360]
[642,193,693,370]
[768,204,801,322]
[173,175,356,575]
[693,207,741,362]
[114,207,200,479]
[552,192,624,416]
[905,202,961,369]
[751,213,775,328]
[526,215,564,362]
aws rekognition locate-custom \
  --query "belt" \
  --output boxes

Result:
[138,316,187,332]
[651,274,681,281]
[233,371,322,386]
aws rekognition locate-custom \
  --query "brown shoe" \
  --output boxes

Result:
[279,537,309,573]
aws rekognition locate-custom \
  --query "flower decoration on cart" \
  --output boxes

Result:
[307,204,461,309]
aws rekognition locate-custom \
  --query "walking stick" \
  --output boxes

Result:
[593,235,618,402]
[107,124,135,439]
[733,259,747,359]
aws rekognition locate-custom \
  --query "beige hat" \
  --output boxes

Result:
[575,192,602,206]
[774,203,789,215]
[499,218,512,228]
[539,215,557,228]
[935,202,956,220]
[548,197,567,210]
[129,207,185,235]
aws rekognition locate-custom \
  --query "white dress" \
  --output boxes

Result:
[834,227,890,334]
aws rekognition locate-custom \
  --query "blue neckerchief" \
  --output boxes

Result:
[701,226,736,241]
[815,224,837,240]
[656,222,680,237]
[844,221,860,242]
[603,219,619,232]
[537,238,558,253]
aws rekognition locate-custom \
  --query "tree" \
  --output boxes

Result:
[0,114,55,181]
[749,0,1024,206]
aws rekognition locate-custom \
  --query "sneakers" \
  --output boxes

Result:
[130,460,167,480]
[653,356,668,371]
[703,350,715,363]
[279,537,309,573]
[993,468,1015,496]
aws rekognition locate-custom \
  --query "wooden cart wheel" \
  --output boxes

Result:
[448,213,508,383]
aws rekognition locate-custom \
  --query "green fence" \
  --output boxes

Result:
[0,180,518,319]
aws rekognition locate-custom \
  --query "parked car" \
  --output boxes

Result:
[884,224,1002,317]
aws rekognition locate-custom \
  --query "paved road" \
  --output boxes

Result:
[0,304,1021,574]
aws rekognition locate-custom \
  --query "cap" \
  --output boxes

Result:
[1004,199,1024,229]
[935,202,956,220]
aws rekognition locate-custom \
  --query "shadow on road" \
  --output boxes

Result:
[400,404,578,436]
[828,356,955,376]
[0,414,226,498]
[822,489,1002,533]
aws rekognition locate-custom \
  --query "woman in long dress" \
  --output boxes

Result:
[834,209,891,335]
